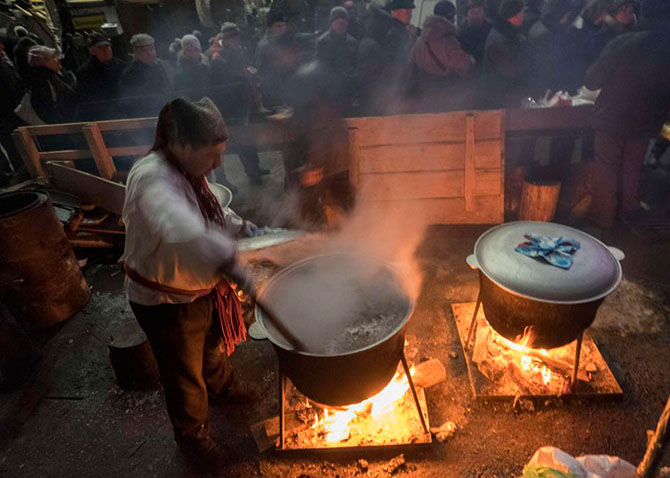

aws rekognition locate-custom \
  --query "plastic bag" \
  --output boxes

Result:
[524,447,637,478]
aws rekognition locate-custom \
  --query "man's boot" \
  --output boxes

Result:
[176,424,228,472]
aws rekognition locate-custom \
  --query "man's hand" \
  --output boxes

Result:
[242,220,259,238]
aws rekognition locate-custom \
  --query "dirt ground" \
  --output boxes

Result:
[1,152,670,478]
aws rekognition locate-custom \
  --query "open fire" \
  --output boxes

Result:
[311,366,415,444]
[449,302,628,401]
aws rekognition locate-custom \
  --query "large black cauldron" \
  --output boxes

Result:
[467,221,624,349]
[250,253,413,407]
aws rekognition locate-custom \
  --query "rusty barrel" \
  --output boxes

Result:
[0,191,90,330]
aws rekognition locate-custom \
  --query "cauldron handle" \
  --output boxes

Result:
[248,321,269,341]
[466,254,479,270]
[607,247,625,261]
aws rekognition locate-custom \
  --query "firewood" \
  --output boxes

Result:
[637,396,670,478]
[412,359,446,389]
[507,361,546,396]
[506,347,590,382]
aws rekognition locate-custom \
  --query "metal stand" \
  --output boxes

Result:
[571,331,584,390]
[277,352,430,450]
[279,372,286,450]
[400,351,430,435]
[464,294,585,391]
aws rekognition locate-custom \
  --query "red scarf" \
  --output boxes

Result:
[129,149,247,356]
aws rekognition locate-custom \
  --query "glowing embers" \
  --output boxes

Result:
[451,302,623,401]
[279,362,431,450]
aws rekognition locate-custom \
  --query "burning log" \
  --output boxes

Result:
[504,347,590,383]
[507,361,547,396]
[412,359,447,389]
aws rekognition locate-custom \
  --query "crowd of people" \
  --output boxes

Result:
[1,0,669,226]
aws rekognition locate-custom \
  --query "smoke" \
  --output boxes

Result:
[254,183,430,353]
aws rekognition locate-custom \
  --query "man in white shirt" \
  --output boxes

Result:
[121,97,256,471]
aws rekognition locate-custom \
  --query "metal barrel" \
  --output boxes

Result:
[0,191,91,330]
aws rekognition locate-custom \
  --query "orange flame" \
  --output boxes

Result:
[497,327,554,385]
[312,367,414,443]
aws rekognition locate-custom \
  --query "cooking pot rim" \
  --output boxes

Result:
[0,190,48,219]
[254,252,415,357]
[473,222,623,305]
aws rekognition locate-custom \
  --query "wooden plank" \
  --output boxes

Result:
[474,140,502,169]
[358,143,465,173]
[364,196,503,224]
[13,129,45,178]
[96,117,157,132]
[40,150,92,161]
[475,170,503,196]
[25,122,84,136]
[83,124,116,180]
[359,171,464,201]
[347,112,468,147]
[108,145,151,157]
[464,115,476,212]
[46,162,126,215]
[474,110,503,140]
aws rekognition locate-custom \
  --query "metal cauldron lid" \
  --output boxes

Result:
[473,221,623,304]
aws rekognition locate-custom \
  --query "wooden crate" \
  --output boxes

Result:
[346,111,505,224]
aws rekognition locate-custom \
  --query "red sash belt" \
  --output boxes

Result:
[123,263,246,356]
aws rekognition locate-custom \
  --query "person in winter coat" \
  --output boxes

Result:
[556,0,610,94]
[255,9,294,108]
[357,0,417,114]
[175,34,210,93]
[316,6,359,113]
[0,36,25,174]
[26,46,76,124]
[528,0,578,96]
[120,34,173,98]
[584,0,670,229]
[210,23,269,187]
[481,0,531,108]
[458,0,493,70]
[13,35,38,83]
[75,33,126,105]
[594,0,638,55]
[409,10,474,111]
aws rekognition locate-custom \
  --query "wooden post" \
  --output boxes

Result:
[83,123,116,180]
[637,396,670,478]
[348,127,360,187]
[464,114,476,212]
[519,180,561,222]
[12,129,45,178]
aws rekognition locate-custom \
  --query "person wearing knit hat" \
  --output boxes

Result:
[480,0,531,107]
[457,0,491,66]
[120,32,172,98]
[122,96,260,472]
[594,0,638,53]
[211,22,270,185]
[174,33,209,93]
[25,45,76,124]
[434,0,456,22]
[75,31,127,104]
[584,0,670,230]
[316,5,358,76]
[266,8,288,33]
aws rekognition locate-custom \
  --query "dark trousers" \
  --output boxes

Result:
[130,295,232,439]
[589,131,649,228]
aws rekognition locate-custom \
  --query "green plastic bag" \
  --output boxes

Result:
[521,465,574,478]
